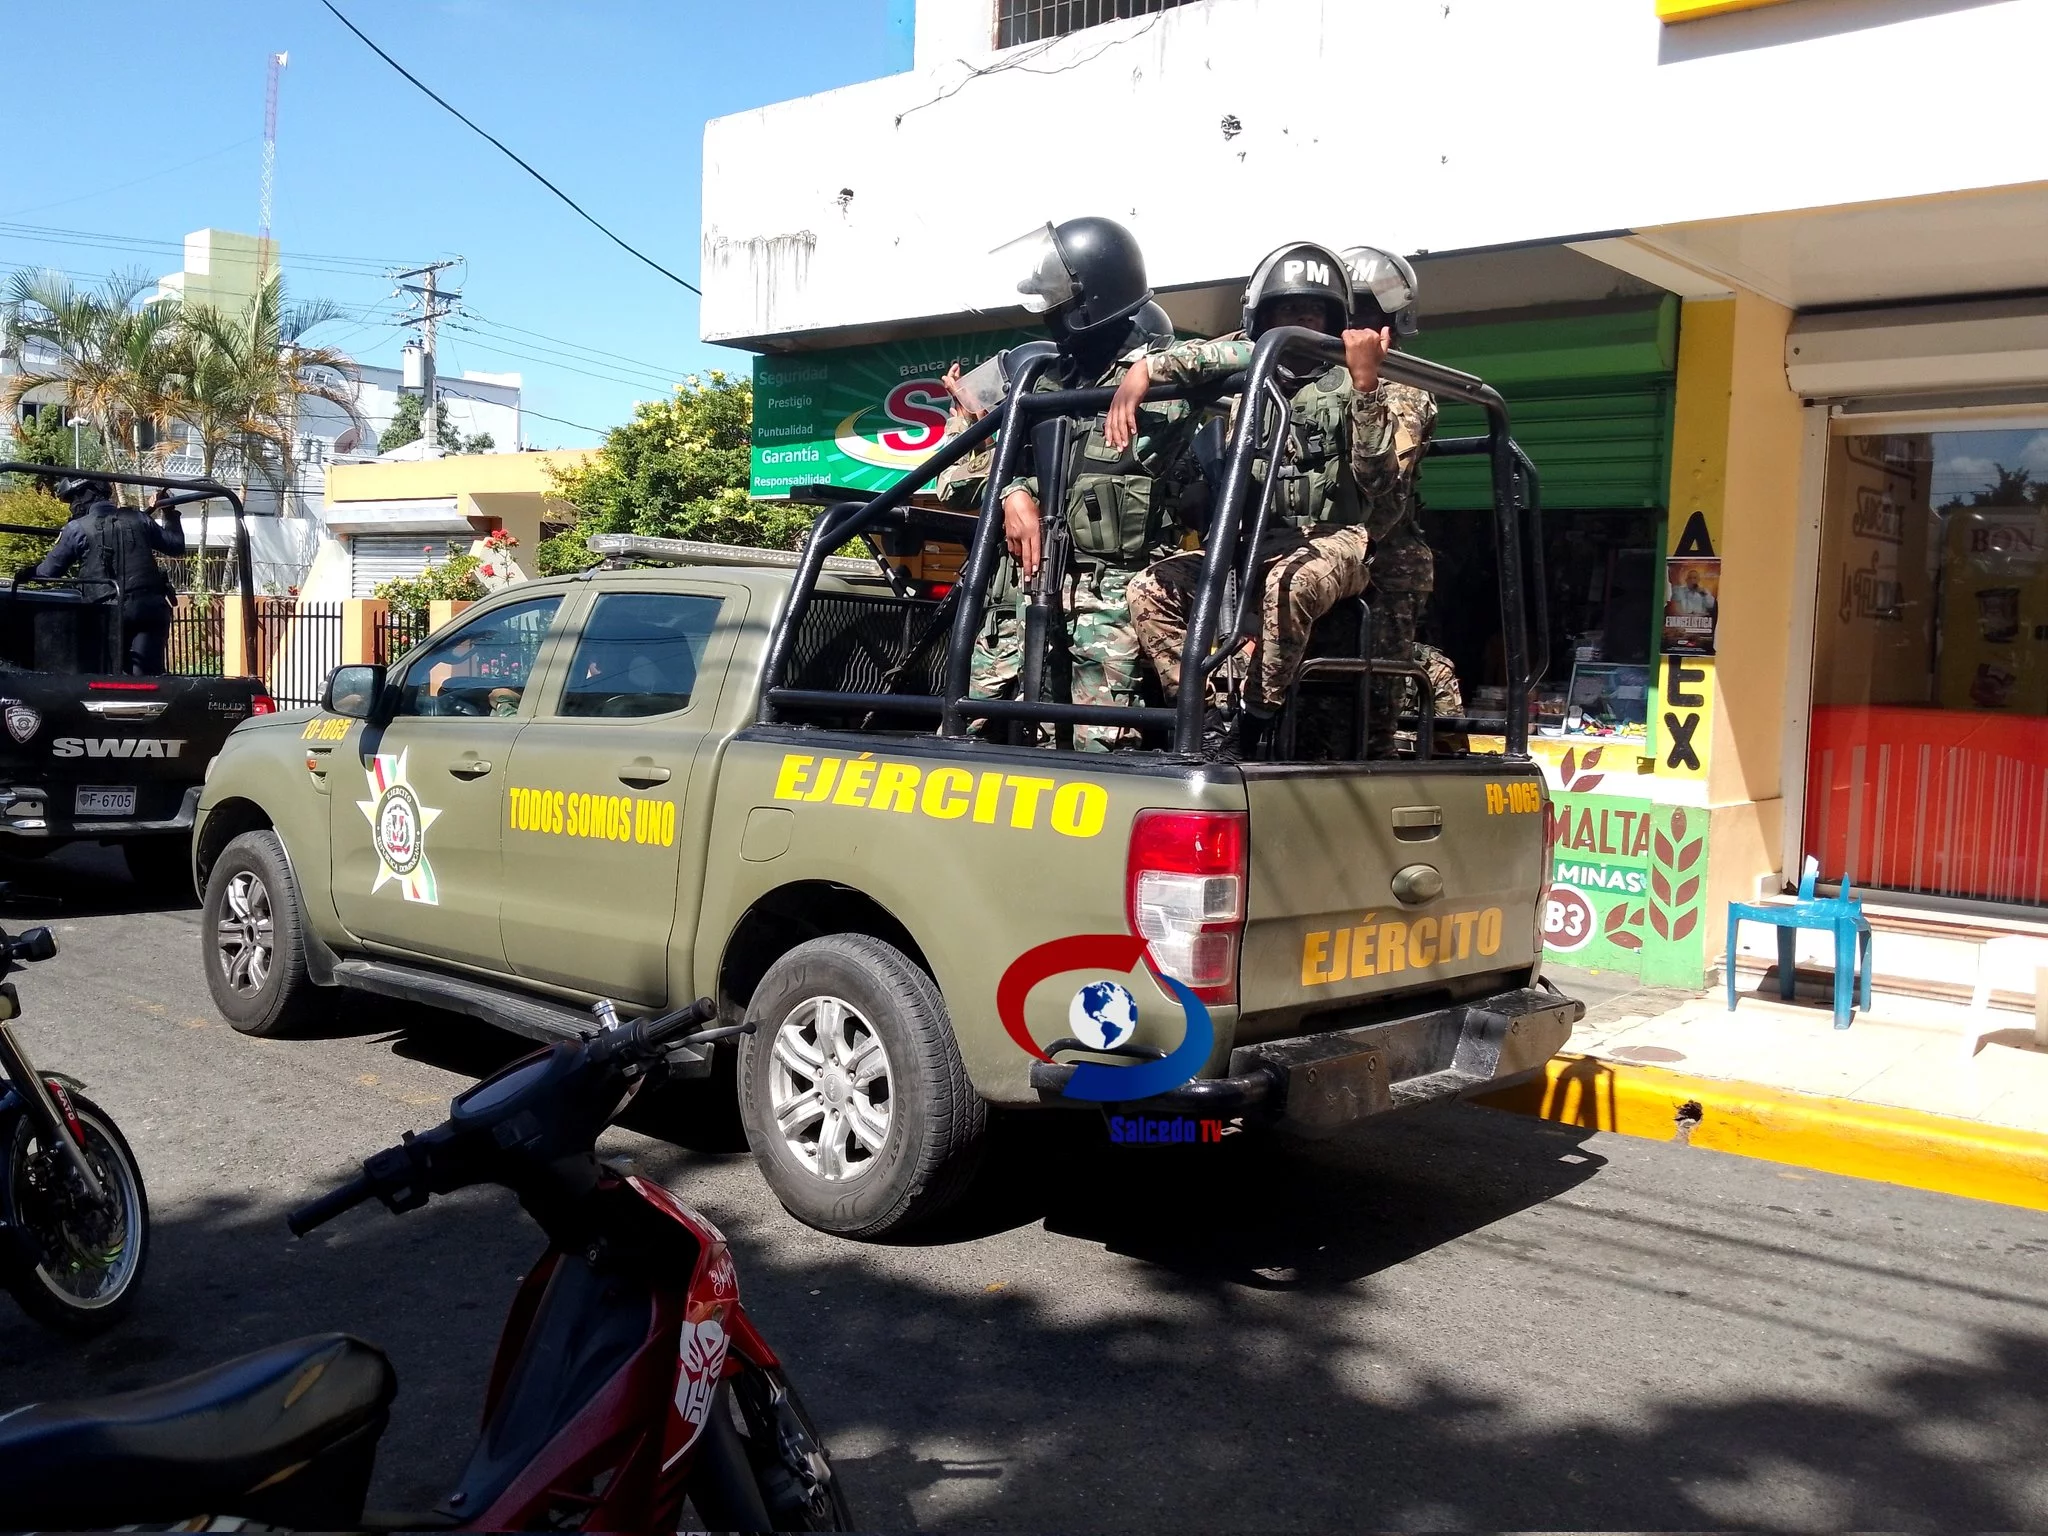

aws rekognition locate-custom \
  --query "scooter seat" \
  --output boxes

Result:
[0,1333,396,1528]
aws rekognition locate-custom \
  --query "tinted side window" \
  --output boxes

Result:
[391,596,562,718]
[556,593,724,718]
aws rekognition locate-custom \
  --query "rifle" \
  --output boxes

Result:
[1018,415,1073,748]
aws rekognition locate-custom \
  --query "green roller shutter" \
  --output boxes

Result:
[1407,296,1678,512]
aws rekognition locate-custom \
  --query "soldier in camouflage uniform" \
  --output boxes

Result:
[966,218,1189,750]
[1117,242,1438,754]
[1340,246,1457,737]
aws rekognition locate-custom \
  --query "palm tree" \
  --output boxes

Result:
[176,276,364,587]
[0,267,173,482]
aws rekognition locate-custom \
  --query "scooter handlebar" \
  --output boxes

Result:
[287,1173,375,1237]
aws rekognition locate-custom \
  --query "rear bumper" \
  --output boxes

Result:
[1028,985,1582,1135]
[0,785,201,842]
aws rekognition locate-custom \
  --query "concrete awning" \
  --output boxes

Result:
[321,498,474,535]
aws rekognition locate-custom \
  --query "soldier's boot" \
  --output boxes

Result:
[1236,709,1275,762]
[1201,706,1236,761]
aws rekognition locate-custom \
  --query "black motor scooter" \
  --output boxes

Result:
[0,920,149,1332]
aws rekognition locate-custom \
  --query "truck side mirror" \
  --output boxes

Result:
[325,663,386,720]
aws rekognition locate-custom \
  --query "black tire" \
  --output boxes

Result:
[201,829,326,1038]
[3,1093,149,1335]
[738,934,986,1239]
[730,1361,856,1530]
[122,835,194,901]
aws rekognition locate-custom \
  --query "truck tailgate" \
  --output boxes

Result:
[1236,762,1548,1035]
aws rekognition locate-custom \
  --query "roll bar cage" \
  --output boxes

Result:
[755,326,1542,760]
[0,462,262,676]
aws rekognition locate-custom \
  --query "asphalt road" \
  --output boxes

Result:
[1,846,2045,1531]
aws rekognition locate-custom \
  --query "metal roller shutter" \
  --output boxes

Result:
[1408,297,1679,512]
[351,533,467,597]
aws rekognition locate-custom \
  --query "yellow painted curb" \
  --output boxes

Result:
[1472,1054,2048,1213]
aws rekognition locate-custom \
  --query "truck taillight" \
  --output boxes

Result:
[251,694,277,715]
[1126,810,1246,1005]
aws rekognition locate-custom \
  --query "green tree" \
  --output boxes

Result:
[540,371,813,575]
[378,392,496,455]
[5,405,103,472]
[0,483,69,576]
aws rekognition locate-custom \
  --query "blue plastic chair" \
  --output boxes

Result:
[1726,856,1873,1029]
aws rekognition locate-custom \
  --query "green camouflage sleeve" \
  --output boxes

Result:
[1350,380,1436,528]
[931,412,992,507]
[1143,336,1255,386]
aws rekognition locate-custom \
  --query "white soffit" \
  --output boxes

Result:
[1629,184,2048,310]
[1565,238,1734,300]
[321,497,471,534]
[1787,299,2048,398]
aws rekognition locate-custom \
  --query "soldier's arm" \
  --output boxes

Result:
[1104,339,1247,451]
[1347,383,1437,497]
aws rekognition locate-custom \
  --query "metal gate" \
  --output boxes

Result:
[254,599,343,709]
[167,598,224,677]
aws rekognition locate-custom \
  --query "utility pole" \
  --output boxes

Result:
[391,259,461,455]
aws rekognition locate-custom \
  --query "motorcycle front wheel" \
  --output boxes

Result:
[2,1093,149,1334]
[687,1363,854,1531]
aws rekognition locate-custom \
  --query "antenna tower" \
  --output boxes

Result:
[258,51,288,282]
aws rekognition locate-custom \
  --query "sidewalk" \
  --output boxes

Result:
[1476,962,2048,1211]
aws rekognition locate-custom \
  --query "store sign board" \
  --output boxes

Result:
[750,329,1036,499]
[1544,793,1710,982]
[1656,0,1796,21]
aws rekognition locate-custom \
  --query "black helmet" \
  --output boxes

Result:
[1124,300,1174,356]
[994,217,1152,346]
[1242,242,1353,338]
[1341,246,1420,337]
[52,475,100,504]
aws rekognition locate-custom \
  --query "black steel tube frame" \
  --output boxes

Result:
[759,333,1532,759]
[0,461,261,678]
[1423,434,1550,694]
[1175,329,1530,759]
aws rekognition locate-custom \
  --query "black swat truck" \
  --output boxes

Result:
[0,465,273,893]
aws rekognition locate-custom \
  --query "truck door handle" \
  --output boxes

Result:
[1391,805,1443,841]
[447,759,493,779]
[617,763,672,788]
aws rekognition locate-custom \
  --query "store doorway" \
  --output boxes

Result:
[1805,415,2048,910]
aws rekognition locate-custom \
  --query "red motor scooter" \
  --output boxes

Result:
[0,996,853,1532]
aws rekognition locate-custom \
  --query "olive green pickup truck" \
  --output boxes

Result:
[192,331,1579,1238]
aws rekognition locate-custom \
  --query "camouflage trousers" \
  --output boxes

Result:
[1407,642,1465,717]
[969,564,1142,751]
[1129,524,1373,714]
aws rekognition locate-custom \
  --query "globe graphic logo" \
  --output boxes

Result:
[1068,981,1138,1052]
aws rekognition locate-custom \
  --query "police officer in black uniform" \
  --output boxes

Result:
[36,477,187,675]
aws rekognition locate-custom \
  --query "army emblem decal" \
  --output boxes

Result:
[359,750,442,904]
[2,700,39,745]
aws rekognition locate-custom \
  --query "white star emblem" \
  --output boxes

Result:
[358,749,443,904]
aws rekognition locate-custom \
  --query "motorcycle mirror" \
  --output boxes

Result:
[15,927,55,963]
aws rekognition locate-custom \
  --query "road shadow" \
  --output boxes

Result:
[0,841,199,919]
[0,1123,2042,1530]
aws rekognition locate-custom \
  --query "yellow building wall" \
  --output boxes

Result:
[326,451,595,572]
[1659,293,1805,967]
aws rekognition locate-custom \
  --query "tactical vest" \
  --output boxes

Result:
[1060,405,1202,569]
[1262,365,1360,534]
[80,506,171,602]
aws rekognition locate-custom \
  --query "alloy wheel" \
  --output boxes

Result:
[216,870,274,996]
[766,995,892,1181]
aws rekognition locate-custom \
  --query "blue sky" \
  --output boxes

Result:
[0,1,899,448]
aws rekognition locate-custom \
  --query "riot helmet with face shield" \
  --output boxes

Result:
[1341,245,1420,337]
[992,217,1152,370]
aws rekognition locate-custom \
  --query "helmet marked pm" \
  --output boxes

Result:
[1241,242,1354,340]
[1340,245,1421,337]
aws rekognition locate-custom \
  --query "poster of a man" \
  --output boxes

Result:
[1663,557,1721,655]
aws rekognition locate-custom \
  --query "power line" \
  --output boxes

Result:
[460,309,689,382]
[0,137,263,220]
[315,0,702,296]
[440,384,606,439]
[444,320,676,392]
[441,326,680,392]
[0,220,403,275]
